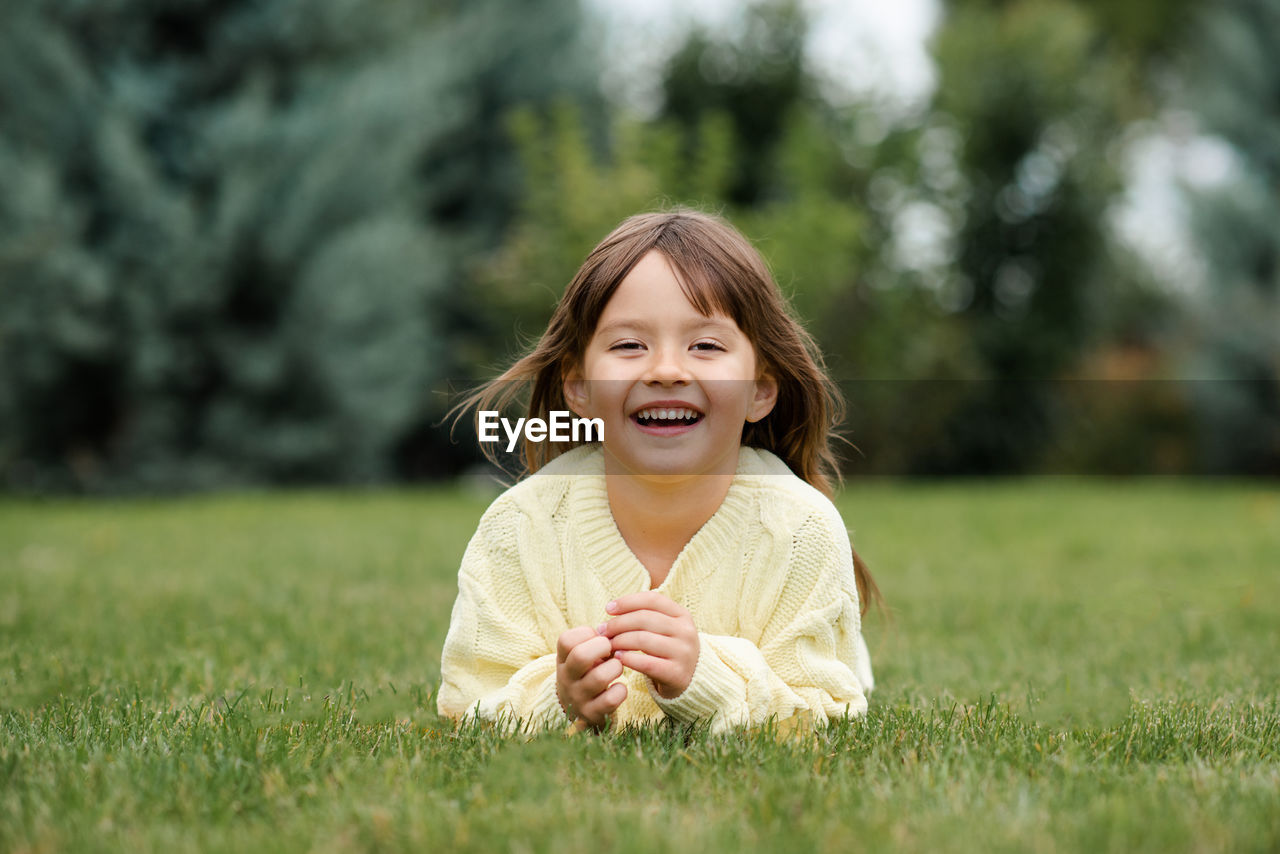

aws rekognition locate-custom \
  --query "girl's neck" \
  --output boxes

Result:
[603,468,735,589]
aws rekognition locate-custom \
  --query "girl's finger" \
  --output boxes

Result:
[582,656,624,695]
[605,592,686,619]
[601,609,675,638]
[557,626,599,663]
[612,649,676,687]
[582,681,627,724]
[565,635,612,679]
[609,630,680,659]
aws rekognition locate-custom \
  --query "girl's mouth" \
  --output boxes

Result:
[631,406,703,436]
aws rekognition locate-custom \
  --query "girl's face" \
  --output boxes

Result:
[564,250,777,481]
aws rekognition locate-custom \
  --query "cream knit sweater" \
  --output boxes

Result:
[437,444,874,734]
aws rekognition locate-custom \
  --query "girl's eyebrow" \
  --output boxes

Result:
[595,317,735,337]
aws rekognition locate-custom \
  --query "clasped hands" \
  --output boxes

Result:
[556,591,699,731]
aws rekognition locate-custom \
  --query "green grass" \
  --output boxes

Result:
[2,480,1278,853]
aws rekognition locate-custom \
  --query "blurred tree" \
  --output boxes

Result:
[951,0,1202,70]
[658,0,813,206]
[1179,0,1280,474]
[915,0,1136,472]
[0,0,602,490]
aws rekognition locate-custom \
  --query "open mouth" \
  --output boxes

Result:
[631,406,704,429]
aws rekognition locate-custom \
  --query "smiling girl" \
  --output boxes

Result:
[438,209,878,734]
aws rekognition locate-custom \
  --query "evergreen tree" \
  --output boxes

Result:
[0,0,602,490]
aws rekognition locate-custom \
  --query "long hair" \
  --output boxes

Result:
[457,208,881,614]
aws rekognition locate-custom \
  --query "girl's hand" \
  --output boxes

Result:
[556,626,627,730]
[601,592,700,700]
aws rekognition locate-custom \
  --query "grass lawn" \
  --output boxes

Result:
[2,479,1277,852]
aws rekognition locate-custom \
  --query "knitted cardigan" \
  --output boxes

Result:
[437,444,874,733]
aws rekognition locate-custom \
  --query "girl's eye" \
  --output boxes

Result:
[692,341,725,352]
[609,341,644,351]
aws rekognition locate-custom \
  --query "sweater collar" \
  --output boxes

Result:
[567,444,762,596]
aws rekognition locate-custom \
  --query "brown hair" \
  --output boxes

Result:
[457,207,881,614]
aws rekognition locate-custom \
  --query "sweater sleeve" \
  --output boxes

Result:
[650,509,872,732]
[436,501,566,733]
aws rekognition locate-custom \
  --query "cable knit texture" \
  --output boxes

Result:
[437,444,874,734]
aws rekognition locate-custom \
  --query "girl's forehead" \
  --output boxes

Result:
[602,251,735,317]
[593,283,741,335]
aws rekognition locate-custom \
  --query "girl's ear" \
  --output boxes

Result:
[563,364,588,417]
[746,372,778,423]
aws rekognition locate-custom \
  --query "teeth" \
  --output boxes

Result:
[637,407,700,422]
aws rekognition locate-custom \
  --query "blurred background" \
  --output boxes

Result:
[1,0,1276,491]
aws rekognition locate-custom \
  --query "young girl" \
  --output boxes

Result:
[438,208,878,734]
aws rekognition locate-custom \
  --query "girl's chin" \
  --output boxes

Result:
[602,447,738,480]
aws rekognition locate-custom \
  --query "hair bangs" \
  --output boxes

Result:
[654,223,753,333]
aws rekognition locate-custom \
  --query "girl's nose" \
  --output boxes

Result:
[643,347,692,385]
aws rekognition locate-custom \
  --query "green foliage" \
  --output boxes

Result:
[946,0,1204,71]
[2,482,1278,850]
[0,0,602,489]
